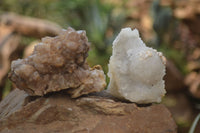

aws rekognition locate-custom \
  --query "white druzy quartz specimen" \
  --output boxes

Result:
[107,28,166,104]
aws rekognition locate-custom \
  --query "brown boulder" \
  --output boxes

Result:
[0,89,177,133]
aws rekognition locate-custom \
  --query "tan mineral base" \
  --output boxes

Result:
[0,89,177,133]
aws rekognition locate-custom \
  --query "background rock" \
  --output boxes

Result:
[0,89,177,133]
[164,60,185,92]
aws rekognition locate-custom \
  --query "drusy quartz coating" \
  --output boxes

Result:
[9,27,106,97]
[107,28,166,104]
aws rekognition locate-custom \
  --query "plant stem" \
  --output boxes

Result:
[189,113,200,133]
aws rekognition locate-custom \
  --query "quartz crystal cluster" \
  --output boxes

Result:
[107,28,166,104]
[9,27,106,98]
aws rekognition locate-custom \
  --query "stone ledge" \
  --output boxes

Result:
[0,89,177,133]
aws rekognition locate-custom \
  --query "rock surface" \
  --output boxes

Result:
[107,28,166,104]
[8,28,106,97]
[185,72,200,98]
[0,89,177,133]
[164,60,185,91]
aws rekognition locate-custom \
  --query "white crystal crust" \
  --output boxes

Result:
[107,28,166,104]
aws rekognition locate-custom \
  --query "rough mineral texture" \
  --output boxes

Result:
[107,28,166,104]
[0,89,177,133]
[8,27,106,97]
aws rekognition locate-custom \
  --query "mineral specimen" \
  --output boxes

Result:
[107,28,166,104]
[9,27,106,97]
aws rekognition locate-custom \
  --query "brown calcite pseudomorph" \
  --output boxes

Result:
[9,27,106,97]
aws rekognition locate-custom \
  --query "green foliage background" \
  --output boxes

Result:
[0,0,188,85]
[0,0,127,75]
